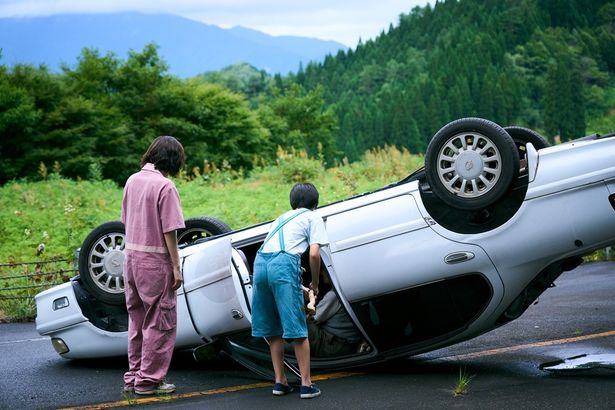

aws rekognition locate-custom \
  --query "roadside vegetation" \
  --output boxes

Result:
[452,367,475,397]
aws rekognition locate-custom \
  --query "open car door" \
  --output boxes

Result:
[219,328,305,382]
[180,237,252,342]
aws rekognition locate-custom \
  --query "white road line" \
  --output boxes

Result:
[0,337,48,345]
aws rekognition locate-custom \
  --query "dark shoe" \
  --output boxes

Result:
[300,384,321,399]
[272,383,294,396]
[135,382,176,395]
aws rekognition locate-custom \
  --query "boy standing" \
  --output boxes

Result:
[251,182,329,399]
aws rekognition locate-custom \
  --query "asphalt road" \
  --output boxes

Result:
[1,261,615,410]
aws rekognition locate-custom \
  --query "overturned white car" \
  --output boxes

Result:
[35,118,615,379]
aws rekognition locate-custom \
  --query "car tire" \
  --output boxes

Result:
[425,117,519,211]
[79,216,232,306]
[504,126,551,168]
[78,221,126,306]
[178,216,232,246]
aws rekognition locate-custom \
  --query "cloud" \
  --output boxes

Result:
[0,0,430,47]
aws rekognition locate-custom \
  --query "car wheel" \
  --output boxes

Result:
[425,117,519,211]
[79,216,232,305]
[78,221,126,305]
[178,216,232,246]
[504,126,551,171]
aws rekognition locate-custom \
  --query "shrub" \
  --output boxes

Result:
[274,147,324,184]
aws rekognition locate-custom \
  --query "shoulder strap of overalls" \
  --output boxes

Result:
[260,208,310,251]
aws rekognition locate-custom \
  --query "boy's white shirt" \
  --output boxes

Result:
[261,209,329,256]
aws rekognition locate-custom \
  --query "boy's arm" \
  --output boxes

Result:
[308,243,321,296]
[302,285,316,317]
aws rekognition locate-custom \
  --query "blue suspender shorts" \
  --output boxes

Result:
[251,209,309,340]
[251,251,307,340]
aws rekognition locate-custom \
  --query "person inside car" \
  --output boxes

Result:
[307,268,364,358]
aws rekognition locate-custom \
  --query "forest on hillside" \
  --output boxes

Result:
[296,0,615,160]
[1,0,615,185]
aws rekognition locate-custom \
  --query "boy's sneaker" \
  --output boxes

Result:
[300,384,321,399]
[135,382,176,395]
[272,383,294,396]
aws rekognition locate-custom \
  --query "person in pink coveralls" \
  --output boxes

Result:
[121,136,186,395]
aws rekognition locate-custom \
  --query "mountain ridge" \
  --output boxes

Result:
[0,12,348,77]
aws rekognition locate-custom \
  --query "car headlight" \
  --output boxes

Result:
[53,297,69,310]
[51,338,69,354]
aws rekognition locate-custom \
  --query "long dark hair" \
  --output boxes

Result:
[140,136,186,176]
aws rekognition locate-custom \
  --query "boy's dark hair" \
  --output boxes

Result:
[290,182,319,210]
[141,136,186,176]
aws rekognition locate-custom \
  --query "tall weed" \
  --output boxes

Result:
[273,147,324,184]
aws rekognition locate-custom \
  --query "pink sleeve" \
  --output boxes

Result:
[159,183,185,233]
[120,185,128,225]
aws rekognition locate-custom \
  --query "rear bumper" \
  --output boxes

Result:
[44,321,128,359]
[35,282,128,359]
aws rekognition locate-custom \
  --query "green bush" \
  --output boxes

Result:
[274,147,324,183]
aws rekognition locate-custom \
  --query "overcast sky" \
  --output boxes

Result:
[0,0,431,47]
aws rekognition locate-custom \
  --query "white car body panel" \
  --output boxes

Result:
[182,237,251,341]
[326,190,503,304]
[527,138,615,199]
[36,282,87,336]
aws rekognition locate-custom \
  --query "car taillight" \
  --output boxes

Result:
[51,338,69,354]
[610,194,615,210]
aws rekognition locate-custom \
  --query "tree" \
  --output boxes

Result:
[597,2,615,70]
[36,96,112,179]
[61,48,135,183]
[156,78,268,172]
[62,48,119,101]
[0,67,40,183]
[112,43,171,147]
[200,63,271,105]
[259,84,338,164]
[543,56,585,141]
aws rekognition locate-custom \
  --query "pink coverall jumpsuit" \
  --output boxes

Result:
[121,163,185,392]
